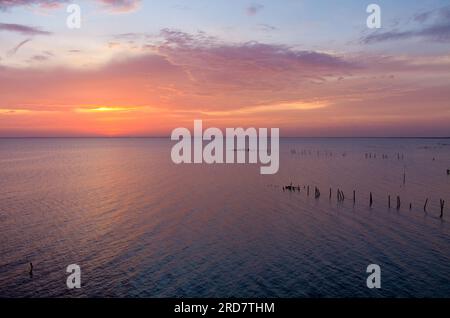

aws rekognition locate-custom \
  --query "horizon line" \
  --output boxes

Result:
[1,136,450,139]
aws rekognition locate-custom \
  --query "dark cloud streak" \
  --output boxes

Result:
[362,23,450,44]
[362,5,450,44]
[7,38,32,56]
[0,23,52,36]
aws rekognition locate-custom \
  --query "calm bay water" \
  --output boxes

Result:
[0,138,449,298]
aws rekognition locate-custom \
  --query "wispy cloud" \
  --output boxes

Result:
[0,0,141,13]
[7,38,32,56]
[0,23,51,35]
[98,0,141,13]
[362,5,450,44]
[414,5,450,24]
[0,0,67,11]
[256,23,277,32]
[362,23,450,44]
[29,54,50,62]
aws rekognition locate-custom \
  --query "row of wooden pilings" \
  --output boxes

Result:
[290,149,406,160]
[282,183,445,219]
[364,152,404,160]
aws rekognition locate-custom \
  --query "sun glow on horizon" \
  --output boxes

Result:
[75,106,141,113]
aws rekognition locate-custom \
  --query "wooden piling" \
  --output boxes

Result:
[370,192,373,207]
[337,189,345,202]
[424,198,428,212]
[388,195,391,208]
[353,190,355,204]
[440,199,445,218]
[396,196,401,210]
[315,187,321,199]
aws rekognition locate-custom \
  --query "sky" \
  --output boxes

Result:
[0,0,449,137]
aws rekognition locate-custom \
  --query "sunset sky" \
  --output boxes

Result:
[0,0,449,137]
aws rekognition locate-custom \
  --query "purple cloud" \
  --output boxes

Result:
[362,23,450,44]
[29,54,50,62]
[0,23,52,35]
[97,0,142,13]
[0,0,141,12]
[0,0,67,10]
[363,5,450,44]
[414,5,450,23]
[246,3,264,16]
[143,29,359,109]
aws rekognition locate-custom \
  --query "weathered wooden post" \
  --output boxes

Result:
[424,198,429,212]
[388,195,391,208]
[440,199,445,218]
[341,190,345,201]
[315,187,321,199]
[370,192,373,207]
[353,190,356,204]
[396,196,401,210]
